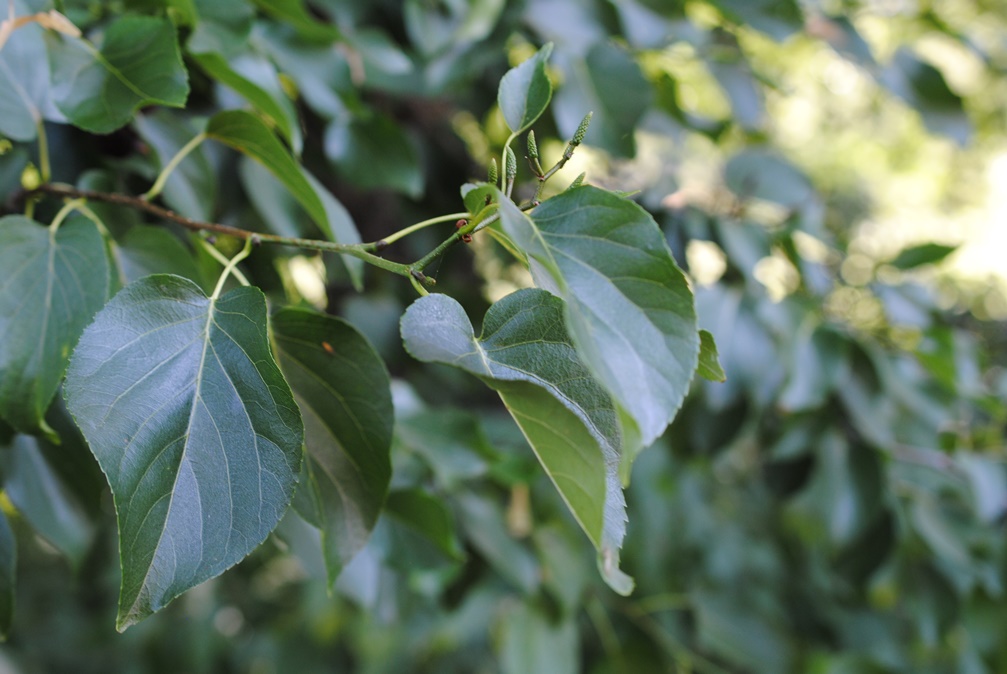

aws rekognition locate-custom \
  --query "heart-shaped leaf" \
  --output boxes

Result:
[0,3,63,141]
[401,289,632,594]
[498,43,553,134]
[0,216,110,437]
[497,187,699,478]
[47,16,189,134]
[64,275,303,630]
[272,308,392,585]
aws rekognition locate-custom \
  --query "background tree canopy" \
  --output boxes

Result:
[1,0,1006,672]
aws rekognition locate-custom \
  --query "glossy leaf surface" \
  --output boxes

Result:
[272,308,392,585]
[401,290,632,593]
[64,275,303,630]
[0,216,110,436]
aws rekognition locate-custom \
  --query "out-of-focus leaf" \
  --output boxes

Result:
[698,330,726,382]
[401,290,632,594]
[396,410,493,489]
[881,48,971,145]
[273,308,392,585]
[188,0,255,57]
[324,113,424,198]
[192,52,301,152]
[3,435,93,568]
[710,0,804,41]
[552,43,652,157]
[499,188,698,477]
[958,454,1007,524]
[0,3,63,141]
[384,489,464,560]
[456,492,539,593]
[134,111,216,221]
[47,16,189,134]
[888,243,958,270]
[0,216,110,437]
[0,507,13,640]
[498,600,578,674]
[64,275,303,630]
[807,14,875,65]
[498,43,553,135]
[693,590,795,673]
[779,325,847,412]
[252,0,341,41]
[709,53,764,131]
[404,0,505,55]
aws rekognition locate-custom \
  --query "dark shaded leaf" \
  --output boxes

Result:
[385,489,464,560]
[0,508,12,641]
[273,308,392,585]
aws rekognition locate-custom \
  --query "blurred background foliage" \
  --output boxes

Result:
[1,0,1007,672]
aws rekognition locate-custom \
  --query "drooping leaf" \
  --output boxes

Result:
[3,434,93,567]
[498,188,698,478]
[191,52,301,152]
[0,506,13,641]
[134,110,217,221]
[498,42,553,134]
[205,110,328,232]
[272,308,392,585]
[63,275,303,630]
[46,16,189,134]
[698,330,726,383]
[401,290,632,594]
[0,216,110,437]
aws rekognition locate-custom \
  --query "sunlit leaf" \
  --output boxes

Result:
[47,16,189,134]
[0,216,110,437]
[273,308,392,585]
[64,275,303,630]
[401,289,633,594]
[888,243,958,270]
[698,330,726,382]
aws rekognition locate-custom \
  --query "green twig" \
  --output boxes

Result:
[143,132,206,202]
[35,118,50,183]
[376,212,469,248]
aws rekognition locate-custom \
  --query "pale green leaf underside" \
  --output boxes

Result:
[273,308,392,586]
[400,290,632,594]
[64,275,303,630]
[47,16,189,134]
[498,187,699,477]
[0,216,109,436]
[498,42,553,134]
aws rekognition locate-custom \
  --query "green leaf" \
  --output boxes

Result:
[187,0,255,57]
[552,43,652,157]
[498,43,553,134]
[384,489,464,561]
[498,187,699,478]
[191,52,301,152]
[134,110,217,221]
[63,275,303,630]
[252,0,341,42]
[888,243,958,270]
[324,113,424,198]
[47,16,190,134]
[401,290,633,594]
[498,600,579,674]
[0,216,110,437]
[0,507,14,641]
[116,226,208,290]
[698,330,726,382]
[3,435,94,568]
[0,4,62,141]
[206,110,327,232]
[272,308,392,585]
